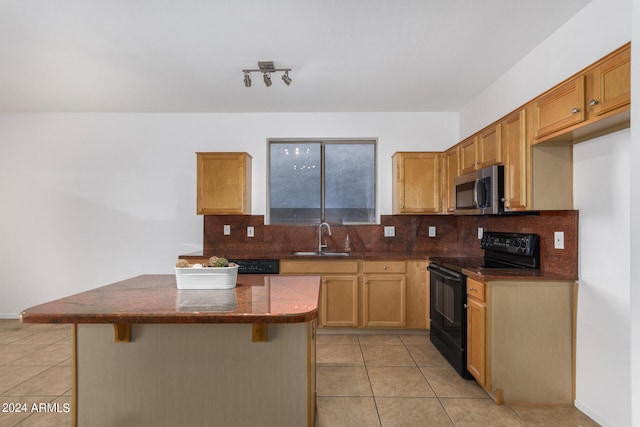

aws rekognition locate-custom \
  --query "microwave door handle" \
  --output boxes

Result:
[473,179,481,208]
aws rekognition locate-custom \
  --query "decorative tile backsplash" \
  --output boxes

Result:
[202,210,578,276]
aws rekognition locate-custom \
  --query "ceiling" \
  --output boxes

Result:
[0,0,592,113]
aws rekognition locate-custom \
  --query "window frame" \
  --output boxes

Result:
[266,138,378,225]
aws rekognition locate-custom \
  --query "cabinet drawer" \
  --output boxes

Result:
[280,260,359,275]
[363,261,406,274]
[467,279,485,302]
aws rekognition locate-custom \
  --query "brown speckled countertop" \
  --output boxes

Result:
[181,251,577,281]
[182,250,447,261]
[462,267,576,282]
[20,274,320,324]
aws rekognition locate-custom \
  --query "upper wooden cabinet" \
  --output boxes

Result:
[501,110,527,211]
[459,124,502,175]
[589,45,631,117]
[478,123,502,168]
[392,152,441,214]
[441,146,459,214]
[196,152,252,215]
[534,75,586,139]
[459,135,478,175]
[533,43,630,143]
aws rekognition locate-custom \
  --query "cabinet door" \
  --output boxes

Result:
[467,297,486,387]
[362,275,406,327]
[406,260,428,329]
[442,146,459,213]
[589,46,630,117]
[459,136,478,175]
[502,110,527,211]
[478,124,502,168]
[197,152,252,214]
[534,75,586,139]
[321,275,359,328]
[392,152,441,214]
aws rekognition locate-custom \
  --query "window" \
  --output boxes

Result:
[268,139,376,224]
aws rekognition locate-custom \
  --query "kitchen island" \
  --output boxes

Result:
[20,274,320,427]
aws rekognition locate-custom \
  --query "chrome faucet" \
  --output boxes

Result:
[318,222,332,253]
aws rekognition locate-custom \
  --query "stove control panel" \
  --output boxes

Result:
[480,232,539,256]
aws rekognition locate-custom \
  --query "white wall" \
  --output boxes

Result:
[574,130,631,427]
[459,0,632,140]
[0,112,457,317]
[458,0,634,425]
[630,0,640,424]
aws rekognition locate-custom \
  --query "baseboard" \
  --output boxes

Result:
[0,314,20,319]
[574,399,617,427]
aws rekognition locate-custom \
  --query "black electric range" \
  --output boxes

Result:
[427,232,540,379]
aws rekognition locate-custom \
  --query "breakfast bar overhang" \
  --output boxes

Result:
[20,274,321,427]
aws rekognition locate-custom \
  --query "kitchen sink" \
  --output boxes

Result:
[292,251,350,257]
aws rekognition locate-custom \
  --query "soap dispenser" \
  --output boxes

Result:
[344,234,352,253]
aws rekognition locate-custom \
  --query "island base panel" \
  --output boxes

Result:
[75,322,316,427]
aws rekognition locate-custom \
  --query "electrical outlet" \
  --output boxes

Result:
[428,226,436,237]
[247,226,254,237]
[478,227,484,239]
[223,225,231,235]
[554,231,564,249]
[384,226,395,237]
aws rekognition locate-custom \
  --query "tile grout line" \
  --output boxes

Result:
[357,334,383,426]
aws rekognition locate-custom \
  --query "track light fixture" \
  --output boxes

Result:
[242,61,292,88]
[282,70,292,86]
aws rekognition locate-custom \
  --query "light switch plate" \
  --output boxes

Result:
[384,226,395,237]
[223,225,231,235]
[247,226,254,237]
[554,231,564,249]
[428,226,436,237]
[478,227,483,239]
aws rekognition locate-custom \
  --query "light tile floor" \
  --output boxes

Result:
[315,331,600,427]
[0,320,72,427]
[0,320,600,426]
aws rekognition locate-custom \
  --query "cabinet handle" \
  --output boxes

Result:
[589,99,599,106]
[476,160,481,165]
[464,303,468,309]
[571,107,581,114]
[469,287,476,291]
[383,265,388,270]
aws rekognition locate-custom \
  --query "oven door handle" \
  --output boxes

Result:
[427,266,462,282]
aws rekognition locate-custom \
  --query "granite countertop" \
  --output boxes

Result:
[20,274,320,325]
[462,267,577,282]
[181,250,442,261]
[180,251,577,281]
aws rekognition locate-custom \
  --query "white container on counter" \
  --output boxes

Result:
[174,265,239,290]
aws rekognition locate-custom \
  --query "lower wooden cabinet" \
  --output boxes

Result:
[362,273,406,327]
[280,259,427,329]
[321,275,359,327]
[466,279,487,387]
[466,278,576,404]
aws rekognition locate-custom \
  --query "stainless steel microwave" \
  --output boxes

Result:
[454,165,504,215]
